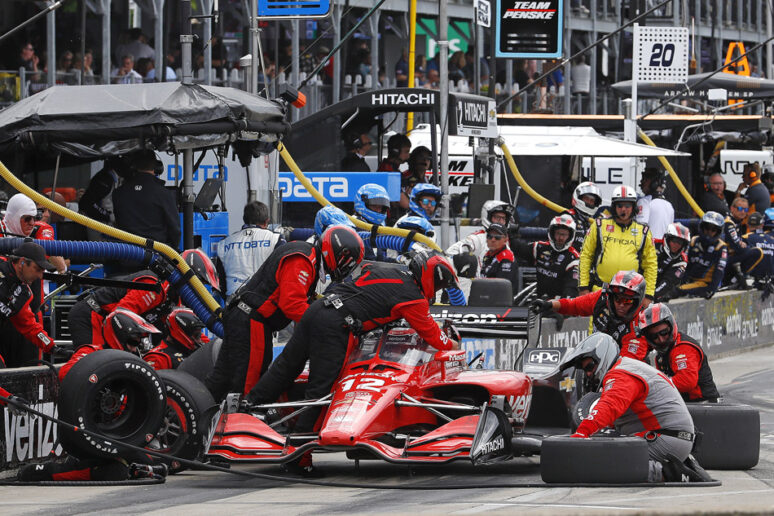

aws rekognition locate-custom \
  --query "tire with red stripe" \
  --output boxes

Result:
[150,369,217,473]
[58,349,167,460]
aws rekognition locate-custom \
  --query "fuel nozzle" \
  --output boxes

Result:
[278,84,306,109]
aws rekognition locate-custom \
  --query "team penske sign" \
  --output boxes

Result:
[495,0,563,58]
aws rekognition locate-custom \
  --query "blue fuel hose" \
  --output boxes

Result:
[0,238,224,337]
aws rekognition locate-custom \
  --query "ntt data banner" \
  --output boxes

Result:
[277,172,401,202]
[495,0,563,59]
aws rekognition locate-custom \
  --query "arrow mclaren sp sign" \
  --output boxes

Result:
[449,93,498,138]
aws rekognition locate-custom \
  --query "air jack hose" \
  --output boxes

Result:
[0,238,223,337]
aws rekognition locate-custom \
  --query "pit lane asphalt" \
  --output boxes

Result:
[2,346,773,516]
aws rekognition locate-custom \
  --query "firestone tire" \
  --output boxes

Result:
[688,403,760,470]
[151,369,217,473]
[570,392,601,431]
[58,349,166,460]
[541,435,649,484]
[178,338,222,382]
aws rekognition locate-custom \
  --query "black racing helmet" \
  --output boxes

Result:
[103,308,160,355]
[320,225,365,282]
[166,308,206,351]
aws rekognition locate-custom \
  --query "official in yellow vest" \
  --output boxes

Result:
[579,185,658,301]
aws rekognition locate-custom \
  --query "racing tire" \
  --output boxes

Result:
[688,403,760,470]
[178,338,222,382]
[541,435,649,484]
[150,369,217,473]
[570,392,601,431]
[58,349,166,460]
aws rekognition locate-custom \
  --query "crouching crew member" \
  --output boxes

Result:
[637,303,720,402]
[676,212,728,299]
[531,270,649,360]
[562,333,704,483]
[144,308,206,370]
[205,225,365,402]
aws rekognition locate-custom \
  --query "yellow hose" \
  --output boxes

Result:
[499,139,567,213]
[277,143,442,252]
[637,129,704,218]
[0,160,221,316]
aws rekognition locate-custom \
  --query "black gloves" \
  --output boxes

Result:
[530,299,554,315]
[452,253,478,279]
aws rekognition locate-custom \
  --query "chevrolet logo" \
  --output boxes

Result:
[560,377,576,392]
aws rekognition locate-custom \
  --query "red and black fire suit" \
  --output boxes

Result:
[205,241,319,401]
[653,333,720,402]
[480,247,514,280]
[143,338,194,370]
[654,242,687,302]
[562,208,590,252]
[67,271,170,347]
[514,240,579,298]
[678,236,728,298]
[555,290,647,360]
[0,259,55,365]
[246,261,452,433]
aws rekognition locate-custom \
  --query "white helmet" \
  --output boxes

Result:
[480,200,514,229]
[610,185,638,205]
[572,182,602,217]
[663,222,691,258]
[548,214,577,252]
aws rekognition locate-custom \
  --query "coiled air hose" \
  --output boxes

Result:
[0,160,220,320]
[0,238,223,337]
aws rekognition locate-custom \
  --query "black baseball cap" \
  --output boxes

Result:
[12,242,56,271]
[748,212,764,226]
[487,223,508,236]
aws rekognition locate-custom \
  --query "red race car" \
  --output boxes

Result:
[205,324,534,466]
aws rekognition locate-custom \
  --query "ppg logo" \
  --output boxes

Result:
[528,349,561,364]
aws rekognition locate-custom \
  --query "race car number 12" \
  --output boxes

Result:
[340,377,385,392]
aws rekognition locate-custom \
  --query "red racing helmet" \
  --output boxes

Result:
[166,308,206,351]
[320,225,365,282]
[182,248,220,293]
[408,250,459,300]
[605,270,646,320]
[103,308,160,354]
[636,302,678,354]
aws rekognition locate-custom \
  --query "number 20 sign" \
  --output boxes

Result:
[634,26,689,83]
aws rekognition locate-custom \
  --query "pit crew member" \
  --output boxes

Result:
[654,223,690,302]
[676,212,728,299]
[479,223,514,280]
[395,183,441,229]
[563,181,601,251]
[531,270,649,360]
[353,183,392,262]
[446,200,514,277]
[205,225,364,402]
[143,308,206,370]
[579,185,657,302]
[636,167,674,240]
[562,333,700,483]
[637,303,720,402]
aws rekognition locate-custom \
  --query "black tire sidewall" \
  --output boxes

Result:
[58,349,166,460]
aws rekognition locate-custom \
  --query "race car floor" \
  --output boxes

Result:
[2,345,773,515]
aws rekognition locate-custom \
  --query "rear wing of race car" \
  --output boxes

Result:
[429,306,539,345]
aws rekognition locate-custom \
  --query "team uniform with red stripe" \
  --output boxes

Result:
[654,333,720,402]
[575,357,695,464]
[246,261,451,433]
[556,289,647,360]
[205,241,320,401]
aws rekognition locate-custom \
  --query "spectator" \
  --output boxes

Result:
[257,59,275,85]
[676,212,728,298]
[413,63,426,88]
[341,132,372,172]
[135,57,154,81]
[112,54,143,84]
[18,42,39,74]
[112,150,181,250]
[448,51,467,83]
[570,55,591,95]
[215,201,282,297]
[357,48,371,80]
[395,48,408,87]
[146,51,178,82]
[636,167,674,240]
[377,134,411,172]
[740,163,771,214]
[699,173,730,216]
[480,223,514,280]
[424,69,440,89]
[546,60,563,93]
[514,60,531,91]
[579,185,658,303]
[56,51,76,84]
[654,222,690,302]
[115,28,155,63]
[73,50,95,85]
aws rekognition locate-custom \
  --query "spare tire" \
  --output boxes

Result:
[178,338,222,382]
[688,403,760,470]
[570,392,601,431]
[150,369,217,473]
[541,435,649,483]
[58,349,166,460]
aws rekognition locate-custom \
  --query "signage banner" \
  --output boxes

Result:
[257,0,331,19]
[495,0,563,58]
[277,172,401,202]
[449,93,498,138]
[634,26,689,83]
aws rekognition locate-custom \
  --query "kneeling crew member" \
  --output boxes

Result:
[637,303,720,402]
[205,225,365,402]
[531,270,649,360]
[144,308,206,370]
[562,333,697,482]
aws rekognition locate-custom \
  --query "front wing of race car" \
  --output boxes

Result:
[205,404,514,465]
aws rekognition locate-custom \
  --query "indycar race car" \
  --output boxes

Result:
[205,324,534,466]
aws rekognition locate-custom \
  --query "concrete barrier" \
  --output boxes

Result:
[458,289,774,369]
